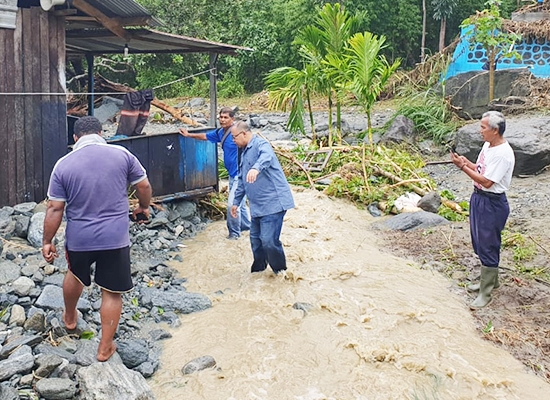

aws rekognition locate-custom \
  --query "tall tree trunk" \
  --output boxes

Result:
[306,89,316,145]
[328,94,333,148]
[489,49,495,101]
[336,100,342,145]
[421,0,426,62]
[438,18,447,53]
[367,109,373,149]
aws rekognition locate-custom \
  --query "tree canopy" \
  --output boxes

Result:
[131,0,520,97]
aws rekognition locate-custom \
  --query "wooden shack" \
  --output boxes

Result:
[0,0,250,207]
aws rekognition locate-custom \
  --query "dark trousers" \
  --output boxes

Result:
[250,211,287,273]
[470,190,509,267]
[116,89,154,136]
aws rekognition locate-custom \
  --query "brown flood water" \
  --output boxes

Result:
[148,188,550,399]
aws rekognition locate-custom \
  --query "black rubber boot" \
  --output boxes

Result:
[470,266,498,309]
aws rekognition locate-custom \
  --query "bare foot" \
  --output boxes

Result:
[97,341,117,362]
[62,310,77,330]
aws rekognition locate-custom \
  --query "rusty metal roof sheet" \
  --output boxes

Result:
[65,27,252,55]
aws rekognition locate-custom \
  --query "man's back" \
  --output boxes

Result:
[48,137,146,252]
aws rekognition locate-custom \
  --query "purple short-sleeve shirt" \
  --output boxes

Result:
[47,135,147,251]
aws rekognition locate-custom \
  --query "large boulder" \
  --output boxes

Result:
[454,116,550,175]
[77,361,155,400]
[446,68,532,120]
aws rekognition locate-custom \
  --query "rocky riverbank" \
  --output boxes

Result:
[0,200,212,399]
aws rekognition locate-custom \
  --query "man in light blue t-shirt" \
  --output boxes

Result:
[179,107,250,239]
[42,116,152,362]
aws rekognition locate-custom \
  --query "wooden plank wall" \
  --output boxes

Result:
[0,7,67,207]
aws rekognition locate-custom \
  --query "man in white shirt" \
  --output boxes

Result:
[451,111,515,309]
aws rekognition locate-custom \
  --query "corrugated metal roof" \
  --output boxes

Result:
[66,28,253,55]
[82,0,162,26]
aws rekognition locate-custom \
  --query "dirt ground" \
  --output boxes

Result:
[380,165,550,384]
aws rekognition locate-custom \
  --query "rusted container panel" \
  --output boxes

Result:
[110,129,218,200]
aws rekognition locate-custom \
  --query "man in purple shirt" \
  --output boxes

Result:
[42,116,152,361]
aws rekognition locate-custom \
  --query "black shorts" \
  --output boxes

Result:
[65,246,133,293]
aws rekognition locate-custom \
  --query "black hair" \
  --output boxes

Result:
[73,116,102,138]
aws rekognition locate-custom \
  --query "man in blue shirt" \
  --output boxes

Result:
[180,107,250,239]
[230,121,295,274]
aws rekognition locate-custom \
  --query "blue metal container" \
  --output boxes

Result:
[109,128,218,201]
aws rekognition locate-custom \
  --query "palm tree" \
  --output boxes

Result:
[264,66,307,136]
[344,32,401,145]
[297,3,360,146]
[432,0,458,52]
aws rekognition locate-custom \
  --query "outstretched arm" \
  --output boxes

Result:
[179,128,207,141]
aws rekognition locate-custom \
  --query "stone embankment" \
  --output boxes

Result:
[0,200,211,399]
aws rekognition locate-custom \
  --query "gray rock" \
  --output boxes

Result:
[77,361,155,400]
[381,115,415,144]
[149,329,172,341]
[173,201,197,220]
[134,361,157,378]
[189,97,205,108]
[21,263,40,277]
[8,304,25,327]
[117,339,149,369]
[0,334,42,360]
[35,354,64,378]
[376,211,450,231]
[34,343,77,364]
[34,285,91,312]
[417,191,442,214]
[148,217,169,229]
[0,384,19,400]
[446,68,531,119]
[35,377,77,400]
[292,302,314,312]
[0,345,34,381]
[181,355,216,375]
[12,276,35,296]
[43,273,65,287]
[13,202,37,214]
[75,340,108,366]
[27,212,46,248]
[0,260,21,285]
[139,288,211,314]
[24,311,46,332]
[0,217,16,239]
[13,214,30,238]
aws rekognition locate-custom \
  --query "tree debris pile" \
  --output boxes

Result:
[274,144,464,217]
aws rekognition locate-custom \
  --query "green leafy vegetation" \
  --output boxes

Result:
[80,331,95,340]
[279,144,436,209]
[397,90,460,145]
[122,0,524,98]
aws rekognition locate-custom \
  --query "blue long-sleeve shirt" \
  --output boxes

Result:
[233,135,294,218]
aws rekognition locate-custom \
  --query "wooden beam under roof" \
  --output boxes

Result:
[71,0,131,41]
[66,15,152,27]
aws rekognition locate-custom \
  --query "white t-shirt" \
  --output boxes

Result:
[474,141,515,193]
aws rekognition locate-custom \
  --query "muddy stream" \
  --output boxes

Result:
[148,188,549,399]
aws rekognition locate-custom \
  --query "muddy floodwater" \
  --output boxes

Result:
[148,188,550,399]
